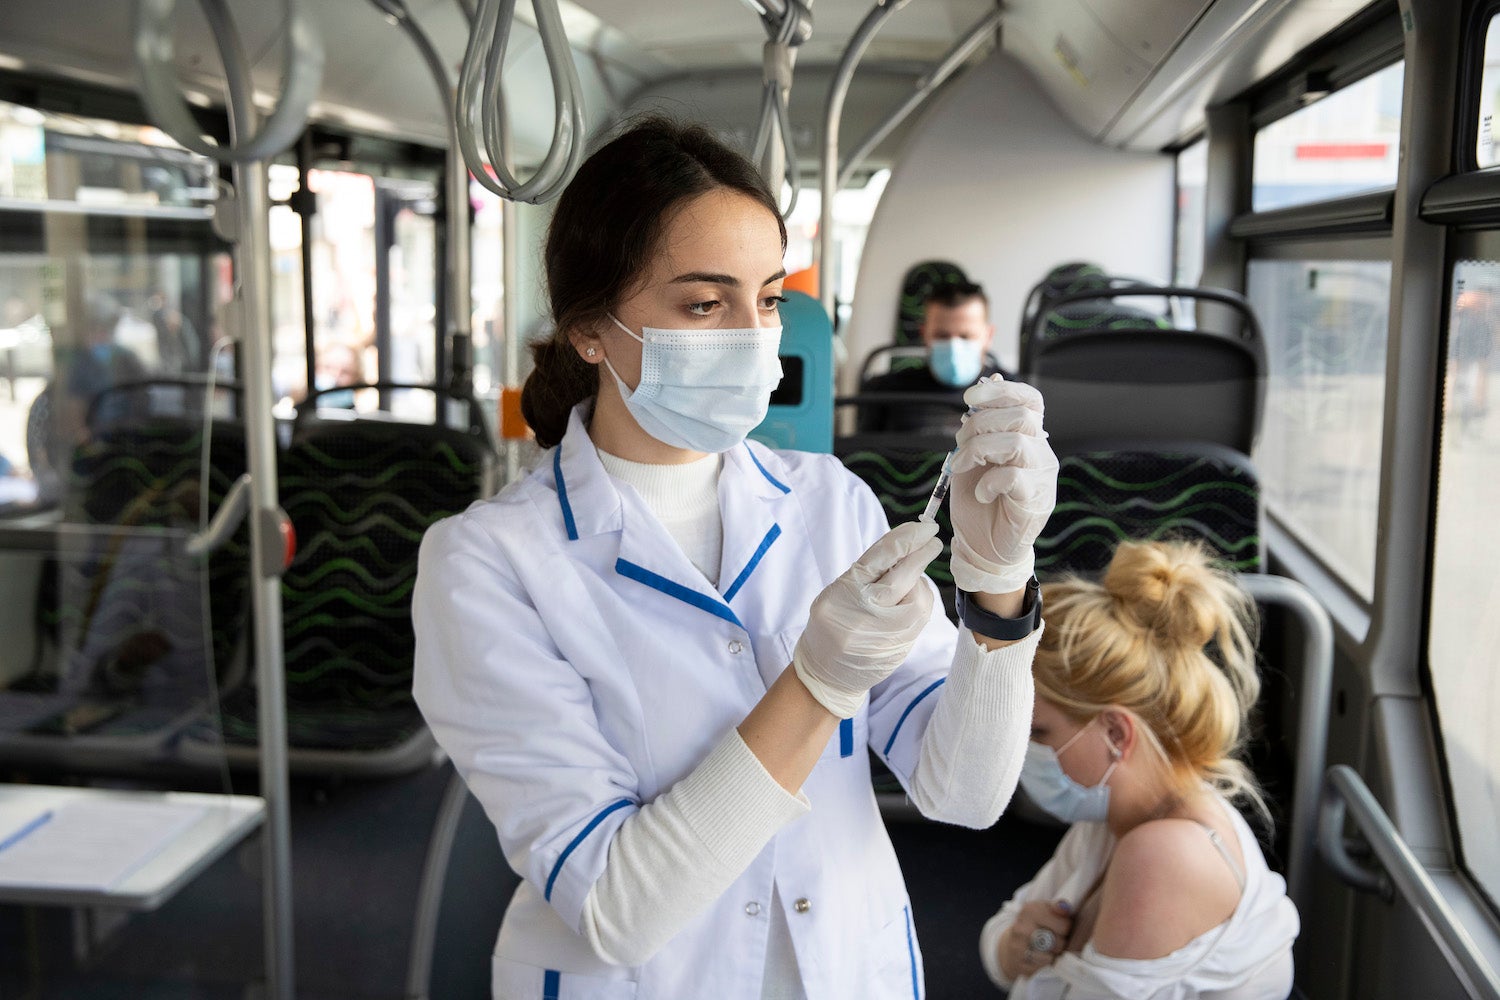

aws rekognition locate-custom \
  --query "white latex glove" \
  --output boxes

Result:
[792,520,943,719]
[948,376,1059,595]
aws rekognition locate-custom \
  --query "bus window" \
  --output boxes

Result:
[1246,257,1390,597]
[0,100,226,511]
[1430,255,1500,910]
[1175,139,1207,290]
[1252,61,1404,212]
[1477,15,1500,168]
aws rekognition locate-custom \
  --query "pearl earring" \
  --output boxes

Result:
[586,347,597,357]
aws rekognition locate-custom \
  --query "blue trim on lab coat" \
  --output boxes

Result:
[883,679,946,756]
[904,906,920,998]
[553,448,579,541]
[545,798,633,902]
[616,559,745,629]
[723,524,782,602]
[745,443,791,494]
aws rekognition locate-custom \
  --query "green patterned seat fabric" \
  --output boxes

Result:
[834,433,959,620]
[1035,445,1262,580]
[36,421,249,713]
[218,421,487,752]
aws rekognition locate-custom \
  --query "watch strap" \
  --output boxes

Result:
[955,577,1042,641]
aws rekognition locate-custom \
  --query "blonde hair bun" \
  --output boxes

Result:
[1102,539,1222,650]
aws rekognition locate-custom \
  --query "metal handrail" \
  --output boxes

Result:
[750,0,811,214]
[456,0,586,204]
[818,2,1000,318]
[818,0,911,319]
[1238,574,1333,919]
[1320,765,1500,1000]
[132,1,299,996]
[133,0,322,164]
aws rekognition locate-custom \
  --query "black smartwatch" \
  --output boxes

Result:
[955,576,1043,641]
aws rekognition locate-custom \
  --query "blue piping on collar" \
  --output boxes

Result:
[723,524,782,602]
[839,717,854,758]
[544,798,633,902]
[883,679,946,756]
[616,559,745,629]
[553,448,579,541]
[745,443,791,494]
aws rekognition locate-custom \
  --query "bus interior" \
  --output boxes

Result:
[0,0,1497,997]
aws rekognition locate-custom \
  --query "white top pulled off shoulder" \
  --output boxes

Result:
[980,794,1300,1000]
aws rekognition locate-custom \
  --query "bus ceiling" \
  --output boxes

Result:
[1,0,1393,160]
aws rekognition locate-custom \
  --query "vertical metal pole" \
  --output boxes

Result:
[232,135,298,1000]
[501,113,522,484]
[375,185,394,397]
[818,0,910,321]
[295,135,318,401]
[198,1,296,994]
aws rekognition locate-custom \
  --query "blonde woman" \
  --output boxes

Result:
[980,540,1299,999]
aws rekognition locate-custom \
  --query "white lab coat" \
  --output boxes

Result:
[413,407,1001,999]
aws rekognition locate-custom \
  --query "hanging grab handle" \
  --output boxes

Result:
[456,0,587,205]
[133,0,323,163]
[749,0,810,216]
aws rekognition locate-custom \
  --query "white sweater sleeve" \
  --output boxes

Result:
[578,727,810,967]
[902,624,1042,829]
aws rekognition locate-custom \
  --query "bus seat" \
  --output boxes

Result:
[1016,263,1171,371]
[856,344,1008,388]
[750,290,835,453]
[0,415,250,770]
[184,417,491,777]
[1021,285,1265,454]
[833,429,960,622]
[1035,441,1263,580]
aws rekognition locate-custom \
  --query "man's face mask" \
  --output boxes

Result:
[1018,715,1122,824]
[601,314,783,453]
[928,337,983,387]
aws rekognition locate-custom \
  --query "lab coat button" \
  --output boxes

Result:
[794,898,811,914]
[745,901,761,916]
[728,640,744,654]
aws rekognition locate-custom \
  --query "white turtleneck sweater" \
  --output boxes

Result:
[595,447,807,999]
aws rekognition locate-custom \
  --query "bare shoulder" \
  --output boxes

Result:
[1089,819,1243,961]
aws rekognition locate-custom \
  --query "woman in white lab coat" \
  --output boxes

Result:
[411,117,1059,1000]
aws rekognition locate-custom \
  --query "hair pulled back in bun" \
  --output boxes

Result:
[1033,539,1266,819]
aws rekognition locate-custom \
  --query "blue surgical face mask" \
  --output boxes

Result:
[928,337,983,387]
[602,314,783,453]
[1019,717,1121,824]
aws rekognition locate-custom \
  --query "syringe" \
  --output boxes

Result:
[919,451,955,524]
[918,375,994,524]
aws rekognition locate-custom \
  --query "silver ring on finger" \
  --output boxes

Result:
[1030,927,1058,954]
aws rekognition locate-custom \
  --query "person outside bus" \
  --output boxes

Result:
[411,117,1060,998]
[858,280,1004,434]
[980,540,1299,999]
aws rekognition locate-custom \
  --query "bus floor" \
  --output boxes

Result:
[0,765,1064,999]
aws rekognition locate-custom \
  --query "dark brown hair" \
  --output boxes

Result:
[521,116,788,448]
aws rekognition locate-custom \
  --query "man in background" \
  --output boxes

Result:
[857,280,1002,434]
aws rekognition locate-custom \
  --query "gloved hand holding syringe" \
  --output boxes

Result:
[918,375,990,524]
[922,373,1060,596]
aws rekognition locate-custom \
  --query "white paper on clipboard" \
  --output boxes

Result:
[0,799,206,892]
